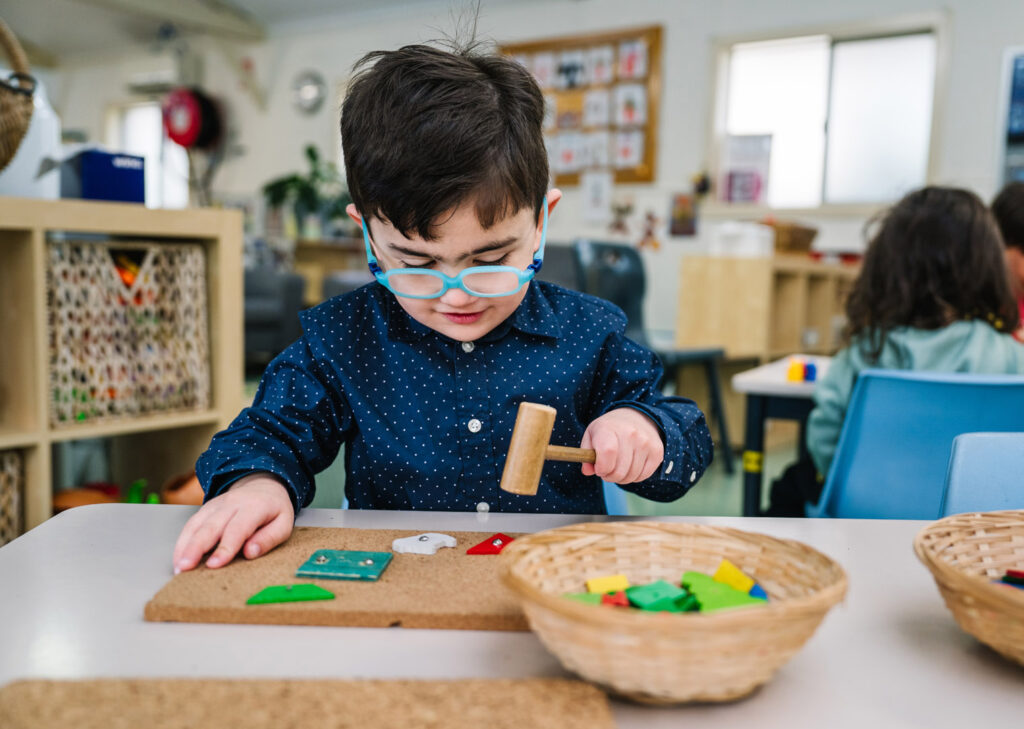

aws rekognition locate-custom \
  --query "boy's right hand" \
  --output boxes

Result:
[172,474,294,574]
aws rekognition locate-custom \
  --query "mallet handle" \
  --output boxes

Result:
[544,445,596,463]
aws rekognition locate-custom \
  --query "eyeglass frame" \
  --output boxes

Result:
[361,196,548,299]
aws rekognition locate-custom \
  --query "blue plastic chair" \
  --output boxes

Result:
[939,432,1024,516]
[603,480,630,516]
[808,370,1024,519]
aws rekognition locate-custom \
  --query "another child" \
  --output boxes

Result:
[172,43,713,573]
[766,186,1024,516]
[991,181,1024,338]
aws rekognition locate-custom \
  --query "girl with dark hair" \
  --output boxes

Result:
[766,186,1024,516]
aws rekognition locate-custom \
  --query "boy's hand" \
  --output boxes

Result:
[172,474,294,574]
[580,408,664,484]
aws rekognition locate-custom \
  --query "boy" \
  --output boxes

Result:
[173,43,712,574]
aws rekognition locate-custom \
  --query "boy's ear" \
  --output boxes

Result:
[346,203,363,227]
[545,188,563,219]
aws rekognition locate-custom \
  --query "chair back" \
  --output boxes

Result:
[572,239,649,346]
[940,432,1024,516]
[810,369,1024,519]
[536,243,581,290]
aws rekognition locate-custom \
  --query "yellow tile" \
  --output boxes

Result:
[585,574,630,594]
[712,559,755,593]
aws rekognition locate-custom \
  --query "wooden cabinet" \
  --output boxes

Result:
[0,198,243,530]
[293,238,364,305]
[675,255,859,360]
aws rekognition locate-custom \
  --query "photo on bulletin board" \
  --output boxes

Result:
[669,193,697,237]
[501,26,662,186]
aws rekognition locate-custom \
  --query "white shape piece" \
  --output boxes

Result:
[391,532,457,555]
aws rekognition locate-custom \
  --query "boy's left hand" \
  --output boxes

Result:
[580,407,664,483]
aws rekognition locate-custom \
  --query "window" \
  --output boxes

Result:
[717,29,937,208]
[105,102,189,209]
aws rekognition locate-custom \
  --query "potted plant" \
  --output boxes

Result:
[262,144,352,239]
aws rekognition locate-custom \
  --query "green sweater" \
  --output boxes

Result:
[807,321,1024,476]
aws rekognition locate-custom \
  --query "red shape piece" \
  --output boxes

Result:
[1007,569,1024,580]
[601,591,630,607]
[466,533,515,555]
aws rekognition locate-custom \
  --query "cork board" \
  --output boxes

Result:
[145,527,527,630]
[0,678,615,729]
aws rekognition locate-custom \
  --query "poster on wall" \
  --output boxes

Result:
[501,26,661,185]
[581,170,614,223]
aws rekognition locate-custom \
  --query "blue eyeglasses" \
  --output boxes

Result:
[362,196,548,299]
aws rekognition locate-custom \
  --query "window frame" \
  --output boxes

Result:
[703,11,950,219]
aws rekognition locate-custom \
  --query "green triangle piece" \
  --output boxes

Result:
[246,584,335,605]
[563,592,603,605]
[682,571,767,613]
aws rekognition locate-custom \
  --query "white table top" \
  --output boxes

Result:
[2,505,1022,727]
[731,354,833,398]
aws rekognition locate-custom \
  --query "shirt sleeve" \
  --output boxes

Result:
[195,336,353,512]
[806,346,859,477]
[590,331,714,502]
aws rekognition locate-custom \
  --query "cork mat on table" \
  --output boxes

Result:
[145,527,528,630]
[0,678,615,729]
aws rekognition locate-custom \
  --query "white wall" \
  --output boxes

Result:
[49,0,1024,331]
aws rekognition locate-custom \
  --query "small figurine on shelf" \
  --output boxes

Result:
[637,210,660,250]
[608,200,633,236]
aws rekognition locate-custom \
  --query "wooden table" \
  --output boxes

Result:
[2,505,1022,727]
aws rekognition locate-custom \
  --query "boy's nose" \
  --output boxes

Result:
[439,286,476,307]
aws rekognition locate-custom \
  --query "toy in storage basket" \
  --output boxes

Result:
[0,450,21,546]
[914,510,1024,666]
[47,238,210,426]
[500,521,847,703]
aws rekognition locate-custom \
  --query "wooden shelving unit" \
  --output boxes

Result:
[673,254,860,447]
[675,255,859,360]
[0,198,243,531]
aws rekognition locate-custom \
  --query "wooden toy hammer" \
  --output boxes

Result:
[499,402,596,495]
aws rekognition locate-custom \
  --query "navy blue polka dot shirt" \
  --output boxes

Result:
[197,281,713,514]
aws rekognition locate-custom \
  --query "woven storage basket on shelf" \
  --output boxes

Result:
[46,239,211,426]
[500,521,847,704]
[0,450,22,546]
[0,18,36,172]
[914,510,1024,666]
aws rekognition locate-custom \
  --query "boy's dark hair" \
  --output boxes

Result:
[992,181,1024,252]
[845,186,1020,362]
[341,43,548,240]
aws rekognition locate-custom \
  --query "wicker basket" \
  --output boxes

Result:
[0,450,22,546]
[914,510,1024,666]
[500,521,848,703]
[47,239,211,426]
[0,18,35,173]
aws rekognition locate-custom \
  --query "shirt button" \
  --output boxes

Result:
[665,460,674,475]
[467,418,482,433]
[461,341,475,353]
[690,470,697,483]
[476,501,490,513]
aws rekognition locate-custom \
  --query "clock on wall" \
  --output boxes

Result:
[292,70,327,115]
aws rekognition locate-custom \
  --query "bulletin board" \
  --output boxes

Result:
[501,25,662,186]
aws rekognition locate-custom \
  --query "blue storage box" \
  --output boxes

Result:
[61,150,145,204]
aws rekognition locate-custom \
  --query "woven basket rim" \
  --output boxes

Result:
[500,521,848,629]
[913,510,1024,612]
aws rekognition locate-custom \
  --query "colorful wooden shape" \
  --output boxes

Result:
[601,591,630,607]
[564,592,603,605]
[1007,569,1024,580]
[246,584,335,605]
[713,559,756,593]
[683,571,768,613]
[295,549,393,581]
[993,579,1024,591]
[466,533,515,555]
[624,579,691,612]
[391,533,457,555]
[585,574,630,594]
[1001,574,1024,586]
[786,358,806,382]
[749,583,769,600]
[804,362,817,382]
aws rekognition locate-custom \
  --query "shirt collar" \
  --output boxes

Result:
[381,282,563,344]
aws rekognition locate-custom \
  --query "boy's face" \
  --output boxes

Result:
[348,190,562,342]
